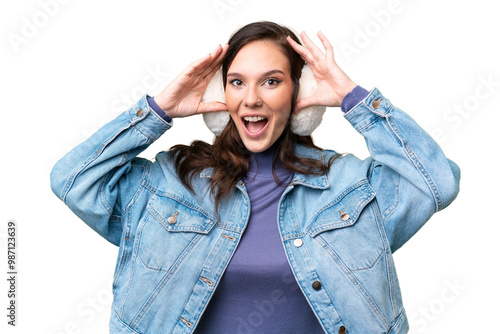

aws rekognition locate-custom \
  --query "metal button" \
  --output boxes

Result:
[312,280,322,290]
[136,107,144,117]
[340,210,350,221]
[167,212,178,224]
[371,98,382,109]
[239,181,244,187]
[293,239,303,247]
[179,317,192,328]
[338,325,346,334]
[200,276,214,286]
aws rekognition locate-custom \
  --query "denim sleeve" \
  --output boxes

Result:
[344,88,461,252]
[50,94,172,246]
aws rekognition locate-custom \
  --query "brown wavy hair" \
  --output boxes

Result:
[170,21,341,213]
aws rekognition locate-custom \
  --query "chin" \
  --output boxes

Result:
[242,140,272,153]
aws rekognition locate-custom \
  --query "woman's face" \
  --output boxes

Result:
[225,40,294,153]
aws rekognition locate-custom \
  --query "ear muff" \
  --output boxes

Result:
[202,64,326,136]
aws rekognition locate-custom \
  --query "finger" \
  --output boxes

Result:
[198,101,228,114]
[199,44,224,76]
[317,31,335,62]
[300,31,326,63]
[186,45,223,77]
[201,43,228,79]
[286,35,317,66]
[193,45,221,69]
[211,43,228,67]
[186,54,211,74]
[294,95,318,115]
[207,44,227,68]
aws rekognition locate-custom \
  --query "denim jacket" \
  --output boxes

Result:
[50,87,460,334]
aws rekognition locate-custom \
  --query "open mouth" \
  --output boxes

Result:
[242,116,269,137]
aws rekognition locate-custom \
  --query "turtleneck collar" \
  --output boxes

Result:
[244,143,293,181]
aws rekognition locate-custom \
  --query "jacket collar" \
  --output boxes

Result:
[200,144,330,189]
[290,144,330,189]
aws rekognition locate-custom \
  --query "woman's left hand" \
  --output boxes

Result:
[287,31,358,114]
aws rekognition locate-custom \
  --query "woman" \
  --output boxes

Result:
[50,21,460,333]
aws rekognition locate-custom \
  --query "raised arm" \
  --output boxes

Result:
[50,44,229,246]
[343,88,460,251]
[288,31,460,252]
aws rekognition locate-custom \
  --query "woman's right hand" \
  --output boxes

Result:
[153,44,229,118]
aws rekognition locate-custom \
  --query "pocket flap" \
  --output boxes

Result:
[147,195,216,233]
[309,180,376,237]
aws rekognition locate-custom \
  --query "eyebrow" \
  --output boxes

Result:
[227,69,285,78]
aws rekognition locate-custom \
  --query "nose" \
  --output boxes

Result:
[243,85,262,108]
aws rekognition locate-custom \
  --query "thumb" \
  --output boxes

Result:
[294,96,318,115]
[199,101,228,114]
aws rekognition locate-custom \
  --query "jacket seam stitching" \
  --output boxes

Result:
[99,171,114,215]
[161,193,217,223]
[307,182,375,238]
[285,239,336,333]
[112,165,148,295]
[385,114,442,212]
[370,199,398,317]
[130,233,203,327]
[111,309,140,333]
[314,236,389,328]
[309,179,370,223]
[60,119,146,202]
[122,163,149,215]
[382,173,400,220]
[119,214,145,317]
[357,115,384,133]
[387,308,406,334]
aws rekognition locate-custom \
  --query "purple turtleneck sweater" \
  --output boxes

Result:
[195,144,324,333]
[147,86,369,332]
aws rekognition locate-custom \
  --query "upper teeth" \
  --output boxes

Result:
[243,116,266,122]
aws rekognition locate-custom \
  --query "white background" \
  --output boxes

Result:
[1,0,498,333]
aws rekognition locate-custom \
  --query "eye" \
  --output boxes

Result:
[264,78,281,87]
[229,79,243,87]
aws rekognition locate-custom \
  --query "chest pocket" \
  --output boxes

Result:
[136,194,217,272]
[309,180,384,271]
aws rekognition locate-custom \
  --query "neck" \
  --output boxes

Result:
[245,143,291,180]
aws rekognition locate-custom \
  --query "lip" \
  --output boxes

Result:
[241,114,269,139]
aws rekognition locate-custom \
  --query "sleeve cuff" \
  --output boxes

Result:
[147,96,172,123]
[340,85,370,114]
